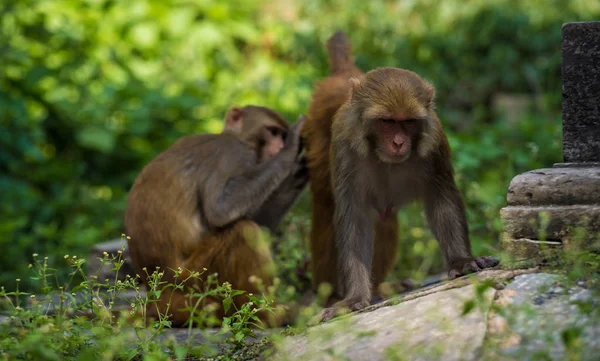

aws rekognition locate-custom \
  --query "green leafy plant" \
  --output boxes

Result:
[0,244,279,361]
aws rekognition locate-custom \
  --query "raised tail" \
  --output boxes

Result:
[326,31,354,75]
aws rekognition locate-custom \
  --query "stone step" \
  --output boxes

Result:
[506,167,600,206]
[88,239,136,283]
[501,236,563,260]
[500,204,600,242]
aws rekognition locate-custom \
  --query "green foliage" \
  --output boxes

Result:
[1,0,599,291]
[0,247,278,360]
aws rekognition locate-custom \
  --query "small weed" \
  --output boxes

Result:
[0,235,278,361]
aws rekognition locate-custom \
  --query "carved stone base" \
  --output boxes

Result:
[501,166,600,260]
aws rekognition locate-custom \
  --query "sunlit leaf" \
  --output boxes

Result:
[76,127,116,154]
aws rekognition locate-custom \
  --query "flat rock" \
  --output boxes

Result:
[500,204,600,243]
[275,284,496,361]
[500,236,562,261]
[506,167,600,206]
[88,239,136,283]
[483,273,600,361]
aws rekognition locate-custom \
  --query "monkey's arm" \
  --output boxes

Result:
[203,122,303,228]
[424,146,499,277]
[252,155,309,232]
[330,145,374,309]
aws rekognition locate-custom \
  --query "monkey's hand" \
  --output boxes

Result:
[252,153,308,232]
[448,256,500,279]
[319,296,370,323]
[286,154,309,191]
[283,115,306,158]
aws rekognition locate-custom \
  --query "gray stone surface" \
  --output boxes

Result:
[554,162,600,168]
[275,285,496,361]
[562,22,600,163]
[501,236,562,261]
[501,22,600,260]
[27,289,141,314]
[483,273,600,361]
[506,167,600,206]
[88,239,136,283]
[501,204,600,242]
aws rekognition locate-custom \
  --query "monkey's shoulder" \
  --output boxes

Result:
[160,133,247,157]
[168,133,222,149]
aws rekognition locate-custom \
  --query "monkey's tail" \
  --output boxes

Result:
[326,30,354,75]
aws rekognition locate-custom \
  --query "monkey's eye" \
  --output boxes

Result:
[404,119,418,125]
[379,118,395,124]
[268,127,280,137]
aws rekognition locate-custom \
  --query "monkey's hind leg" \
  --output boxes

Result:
[182,221,281,327]
[309,195,340,307]
[142,221,277,327]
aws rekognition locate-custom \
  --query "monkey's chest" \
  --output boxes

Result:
[368,175,422,218]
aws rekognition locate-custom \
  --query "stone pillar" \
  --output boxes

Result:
[501,22,600,261]
[562,22,600,163]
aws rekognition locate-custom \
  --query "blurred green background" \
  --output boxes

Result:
[1,0,598,291]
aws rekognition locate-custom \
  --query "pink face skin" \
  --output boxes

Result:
[259,125,287,161]
[373,116,420,162]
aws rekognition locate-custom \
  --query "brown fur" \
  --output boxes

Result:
[303,32,499,318]
[125,106,307,327]
[303,33,362,302]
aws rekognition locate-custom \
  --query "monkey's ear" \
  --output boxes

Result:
[225,107,244,132]
[424,82,436,107]
[348,77,362,101]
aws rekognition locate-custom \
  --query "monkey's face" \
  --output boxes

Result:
[350,68,435,164]
[258,124,287,162]
[370,117,420,163]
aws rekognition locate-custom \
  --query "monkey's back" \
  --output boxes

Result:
[124,133,234,278]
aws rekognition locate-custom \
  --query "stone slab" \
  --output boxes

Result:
[275,285,496,361]
[501,236,562,261]
[561,22,600,162]
[483,273,600,361]
[88,239,136,283]
[500,205,600,242]
[554,162,600,168]
[506,167,600,206]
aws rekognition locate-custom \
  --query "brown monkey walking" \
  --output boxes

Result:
[125,106,308,327]
[302,32,499,319]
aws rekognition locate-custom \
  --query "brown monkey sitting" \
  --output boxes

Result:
[302,32,499,320]
[124,106,307,327]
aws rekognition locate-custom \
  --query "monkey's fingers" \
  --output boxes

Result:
[297,135,305,156]
[296,154,308,170]
[448,269,462,279]
[319,307,338,323]
[319,304,352,323]
[448,256,500,279]
[473,256,500,269]
[291,114,306,135]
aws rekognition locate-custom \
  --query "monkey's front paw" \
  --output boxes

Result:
[319,298,370,322]
[448,256,500,279]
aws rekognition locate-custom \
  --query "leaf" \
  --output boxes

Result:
[462,300,475,315]
[76,126,116,154]
[223,298,232,314]
[234,332,245,342]
[129,22,159,48]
